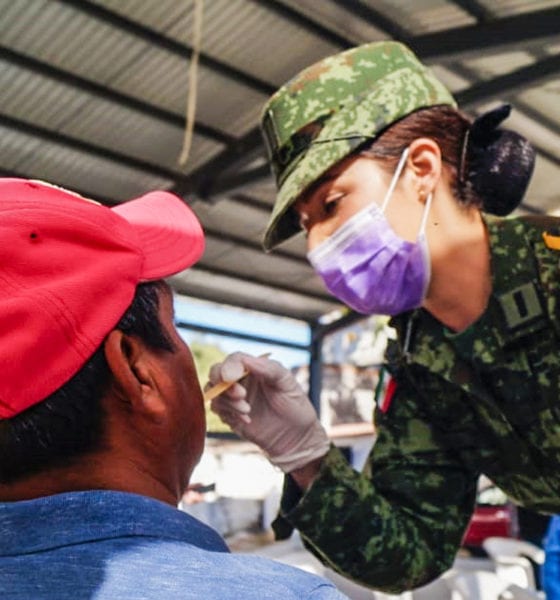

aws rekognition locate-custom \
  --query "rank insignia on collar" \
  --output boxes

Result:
[497,282,544,331]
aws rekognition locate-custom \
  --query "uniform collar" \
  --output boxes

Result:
[450,216,548,354]
[394,216,549,372]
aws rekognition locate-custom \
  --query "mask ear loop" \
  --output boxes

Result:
[380,147,410,214]
[418,191,433,237]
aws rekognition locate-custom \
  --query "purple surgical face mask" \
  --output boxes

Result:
[307,148,432,316]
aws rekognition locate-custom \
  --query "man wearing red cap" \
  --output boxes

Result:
[0,179,346,599]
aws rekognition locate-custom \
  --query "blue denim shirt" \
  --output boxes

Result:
[0,490,347,599]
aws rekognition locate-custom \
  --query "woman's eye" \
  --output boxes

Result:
[324,194,344,215]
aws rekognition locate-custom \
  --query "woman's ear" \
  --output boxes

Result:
[103,330,166,423]
[407,137,442,201]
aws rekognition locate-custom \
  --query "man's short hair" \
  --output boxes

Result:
[0,281,175,483]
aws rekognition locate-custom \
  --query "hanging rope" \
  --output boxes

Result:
[178,0,204,167]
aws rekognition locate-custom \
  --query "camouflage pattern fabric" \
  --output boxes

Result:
[273,215,560,593]
[260,41,455,250]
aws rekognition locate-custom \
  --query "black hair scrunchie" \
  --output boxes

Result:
[462,104,536,216]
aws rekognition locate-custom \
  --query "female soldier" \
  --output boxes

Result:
[208,41,558,593]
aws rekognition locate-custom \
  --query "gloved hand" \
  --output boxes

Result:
[207,352,330,473]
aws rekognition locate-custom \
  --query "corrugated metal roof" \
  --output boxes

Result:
[280,0,388,44]
[0,0,558,325]
[362,0,476,34]
[488,0,560,17]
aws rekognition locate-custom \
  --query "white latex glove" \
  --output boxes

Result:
[207,352,330,473]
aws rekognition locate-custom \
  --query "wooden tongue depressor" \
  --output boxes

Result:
[204,353,271,403]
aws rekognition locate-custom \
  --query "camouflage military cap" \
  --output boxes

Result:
[260,41,456,250]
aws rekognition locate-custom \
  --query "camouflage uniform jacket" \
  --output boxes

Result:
[273,215,560,593]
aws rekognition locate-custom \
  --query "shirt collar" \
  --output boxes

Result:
[0,490,228,556]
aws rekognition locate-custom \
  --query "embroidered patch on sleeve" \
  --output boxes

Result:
[379,377,397,414]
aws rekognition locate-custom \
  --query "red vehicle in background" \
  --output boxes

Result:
[462,476,519,555]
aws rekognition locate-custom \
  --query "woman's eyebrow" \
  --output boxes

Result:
[301,172,341,203]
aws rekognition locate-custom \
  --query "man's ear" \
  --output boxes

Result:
[407,137,442,201]
[103,330,166,423]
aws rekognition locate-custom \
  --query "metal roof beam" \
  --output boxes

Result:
[174,127,265,198]
[172,284,319,322]
[175,319,310,350]
[229,193,272,213]
[255,0,356,48]
[202,225,307,265]
[330,0,410,41]
[455,54,560,108]
[453,56,560,170]
[514,100,560,147]
[57,0,276,96]
[322,3,559,61]
[312,310,366,342]
[194,262,330,302]
[413,7,560,63]
[451,61,560,163]
[203,164,271,197]
[0,113,180,181]
[0,166,31,179]
[0,45,232,146]
[450,0,494,22]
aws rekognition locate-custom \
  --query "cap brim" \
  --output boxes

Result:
[263,137,360,251]
[112,191,205,281]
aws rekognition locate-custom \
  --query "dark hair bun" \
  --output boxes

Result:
[466,104,536,216]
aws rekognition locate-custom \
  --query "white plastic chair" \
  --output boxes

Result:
[446,571,509,600]
[372,592,413,600]
[501,584,545,599]
[483,537,545,565]
[482,537,544,590]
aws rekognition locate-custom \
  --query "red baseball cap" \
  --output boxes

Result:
[0,178,205,418]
